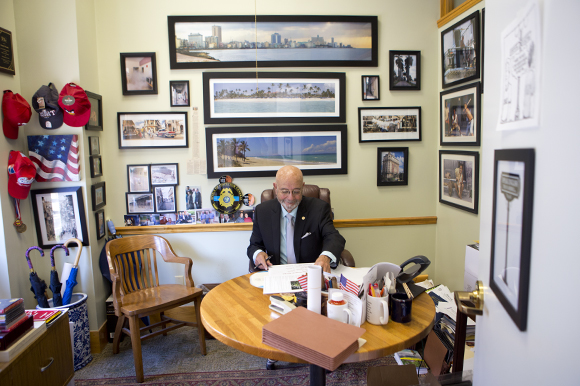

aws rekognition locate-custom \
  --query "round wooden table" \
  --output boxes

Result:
[201,273,436,385]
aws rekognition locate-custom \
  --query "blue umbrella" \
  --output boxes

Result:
[25,246,50,308]
[62,238,83,306]
[49,245,69,307]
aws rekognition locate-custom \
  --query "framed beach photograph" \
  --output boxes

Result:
[168,15,378,69]
[362,76,379,100]
[91,181,106,211]
[30,187,89,249]
[89,155,102,178]
[151,163,179,186]
[389,50,421,90]
[118,112,188,149]
[441,10,480,89]
[490,148,535,331]
[205,125,347,178]
[170,80,190,107]
[127,164,151,193]
[440,82,481,146]
[85,91,103,131]
[439,150,479,214]
[203,72,346,124]
[358,107,421,142]
[120,52,158,95]
[126,192,155,214]
[89,136,100,155]
[95,209,105,240]
[155,186,176,213]
[377,147,408,186]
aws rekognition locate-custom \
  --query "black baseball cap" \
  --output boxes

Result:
[31,83,63,129]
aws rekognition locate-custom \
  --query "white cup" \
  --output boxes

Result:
[366,294,389,325]
[327,293,352,324]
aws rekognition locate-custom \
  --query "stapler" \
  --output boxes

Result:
[269,295,296,315]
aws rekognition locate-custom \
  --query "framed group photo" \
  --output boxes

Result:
[441,10,480,89]
[377,147,408,186]
[389,50,421,90]
[118,112,188,149]
[358,106,421,142]
[362,76,379,100]
[170,80,190,107]
[439,150,479,214]
[440,82,481,146]
[120,52,158,95]
[85,91,103,131]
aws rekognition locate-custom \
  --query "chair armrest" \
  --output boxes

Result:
[340,249,355,267]
[110,272,123,315]
[164,255,195,287]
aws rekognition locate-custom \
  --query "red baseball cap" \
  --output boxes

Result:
[58,83,91,127]
[2,90,32,139]
[8,151,36,199]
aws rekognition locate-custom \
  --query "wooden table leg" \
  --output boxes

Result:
[309,364,326,386]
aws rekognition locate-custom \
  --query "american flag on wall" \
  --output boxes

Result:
[340,274,361,296]
[27,135,80,182]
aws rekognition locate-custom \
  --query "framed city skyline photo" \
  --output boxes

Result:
[85,91,103,131]
[439,150,479,214]
[127,164,151,193]
[440,82,481,146]
[151,163,179,186]
[389,50,421,90]
[358,106,421,142]
[118,112,188,149]
[377,147,408,186]
[168,15,378,69]
[126,192,155,214]
[362,75,379,100]
[170,80,190,107]
[441,10,480,89]
[120,52,158,95]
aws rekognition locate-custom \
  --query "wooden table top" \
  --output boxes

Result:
[200,273,436,363]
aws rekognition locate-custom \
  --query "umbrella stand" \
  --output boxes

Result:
[25,246,50,308]
[49,245,69,307]
[62,238,83,306]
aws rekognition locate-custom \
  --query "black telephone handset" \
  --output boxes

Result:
[397,255,431,284]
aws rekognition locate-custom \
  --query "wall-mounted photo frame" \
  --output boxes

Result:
[30,187,89,249]
[185,186,202,210]
[151,163,179,186]
[139,214,160,226]
[117,112,188,149]
[0,27,15,75]
[91,182,106,211]
[362,75,380,100]
[490,148,535,331]
[154,186,177,213]
[89,136,100,155]
[377,147,408,186]
[206,125,347,178]
[203,72,346,125]
[440,82,481,146]
[89,155,102,178]
[126,192,155,214]
[120,52,158,95]
[441,10,480,89]
[127,164,151,193]
[85,91,103,131]
[168,15,378,69]
[170,80,190,107]
[358,106,421,143]
[95,209,105,240]
[27,134,80,182]
[439,150,479,214]
[389,50,421,90]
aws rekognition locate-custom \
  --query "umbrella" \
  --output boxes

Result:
[49,245,69,307]
[62,238,83,306]
[25,246,50,308]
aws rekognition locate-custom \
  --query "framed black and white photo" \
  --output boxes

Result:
[377,147,408,186]
[440,82,481,146]
[490,148,535,331]
[362,76,380,100]
[389,50,421,90]
[118,112,188,149]
[439,150,479,214]
[95,209,105,240]
[126,192,155,214]
[358,107,421,142]
[154,186,176,213]
[89,155,102,178]
[127,164,150,193]
[30,187,89,249]
[151,163,179,186]
[91,182,106,211]
[170,80,190,107]
[120,52,158,95]
[85,91,103,131]
[441,10,480,89]
[89,136,100,155]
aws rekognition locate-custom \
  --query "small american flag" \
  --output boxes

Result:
[340,274,361,296]
[297,274,308,291]
[27,135,80,182]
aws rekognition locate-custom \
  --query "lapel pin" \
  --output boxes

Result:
[302,216,305,220]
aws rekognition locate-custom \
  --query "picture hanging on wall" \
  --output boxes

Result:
[154,186,177,213]
[377,147,408,186]
[27,134,80,182]
[89,155,102,178]
[389,50,421,90]
[151,163,179,186]
[361,76,380,100]
[91,181,106,211]
[439,150,479,214]
[441,10,480,89]
[85,91,103,131]
[0,27,15,75]
[127,164,151,193]
[440,82,481,146]
[126,192,155,214]
[117,112,188,149]
[358,107,421,142]
[95,209,105,240]
[170,80,190,107]
[89,136,100,155]
[120,52,158,95]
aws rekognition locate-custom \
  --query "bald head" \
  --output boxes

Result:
[276,165,303,186]
[274,166,304,212]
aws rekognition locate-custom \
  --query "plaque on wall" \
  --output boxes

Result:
[0,27,15,75]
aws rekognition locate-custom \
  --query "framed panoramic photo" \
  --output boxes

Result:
[117,112,188,149]
[151,163,179,186]
[377,147,408,186]
[30,187,89,249]
[490,148,535,331]
[89,136,100,155]
[170,80,190,107]
[126,192,155,214]
[440,82,481,146]
[154,186,177,213]
[206,125,347,178]
[203,72,346,124]
[85,91,103,131]
[358,106,421,142]
[89,155,102,178]
[120,52,158,95]
[95,209,106,240]
[439,150,479,214]
[389,50,421,90]
[441,10,480,89]
[362,76,379,100]
[168,15,378,69]
[127,164,150,193]
[91,181,106,211]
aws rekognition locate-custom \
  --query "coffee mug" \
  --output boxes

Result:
[390,292,412,323]
[327,301,352,324]
[366,295,389,325]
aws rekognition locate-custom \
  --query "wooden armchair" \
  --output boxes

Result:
[105,235,206,383]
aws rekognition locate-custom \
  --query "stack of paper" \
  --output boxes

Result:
[262,306,365,371]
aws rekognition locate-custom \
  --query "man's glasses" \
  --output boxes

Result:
[278,189,302,196]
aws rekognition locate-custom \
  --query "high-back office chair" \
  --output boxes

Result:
[106,235,206,383]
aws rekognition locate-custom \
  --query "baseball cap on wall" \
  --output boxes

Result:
[7,151,36,199]
[58,82,91,127]
[2,90,32,139]
[31,83,64,130]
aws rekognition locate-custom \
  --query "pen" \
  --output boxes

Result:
[254,255,272,270]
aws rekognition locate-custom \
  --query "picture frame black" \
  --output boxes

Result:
[91,181,106,211]
[95,209,106,240]
[89,155,102,178]
[85,91,103,131]
[117,112,188,149]
[127,164,151,193]
[168,15,378,69]
[389,50,421,90]
[439,150,479,214]
[126,192,155,214]
[170,80,190,107]
[358,106,421,143]
[151,163,179,186]
[490,148,535,331]
[440,82,481,146]
[120,52,158,95]
[30,187,89,249]
[377,147,408,186]
[206,124,347,178]
[0,27,15,75]
[441,10,480,89]
[361,75,380,100]
[154,186,177,213]
[203,72,346,125]
[481,8,485,94]
[89,136,100,155]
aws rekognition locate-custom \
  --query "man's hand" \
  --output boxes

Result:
[255,252,273,271]
[315,255,332,273]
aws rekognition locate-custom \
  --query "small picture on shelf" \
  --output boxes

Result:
[124,215,140,226]
[139,213,160,226]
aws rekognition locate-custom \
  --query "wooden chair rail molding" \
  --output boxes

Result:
[115,216,437,236]
[438,0,483,28]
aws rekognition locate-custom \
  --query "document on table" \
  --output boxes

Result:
[263,263,314,294]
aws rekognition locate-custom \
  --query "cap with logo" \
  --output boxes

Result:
[7,151,36,199]
[31,83,63,130]
[2,90,32,139]
[58,83,91,127]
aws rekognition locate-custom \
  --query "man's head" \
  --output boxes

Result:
[274,165,304,212]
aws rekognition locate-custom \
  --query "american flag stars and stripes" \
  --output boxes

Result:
[27,135,80,182]
[297,274,308,291]
[340,274,361,296]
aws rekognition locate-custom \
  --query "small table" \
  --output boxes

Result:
[201,273,436,385]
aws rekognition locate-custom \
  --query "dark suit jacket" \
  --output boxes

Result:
[247,196,345,265]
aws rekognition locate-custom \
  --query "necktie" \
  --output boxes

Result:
[286,213,296,264]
